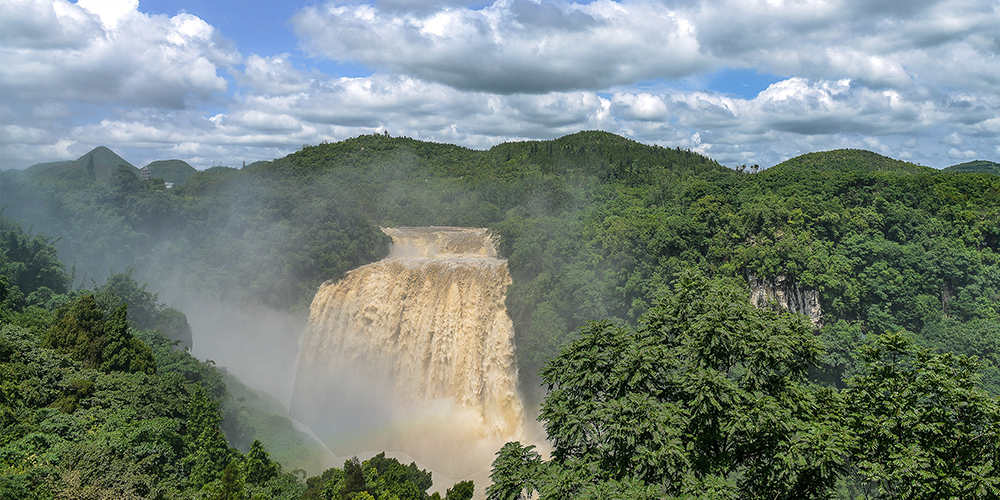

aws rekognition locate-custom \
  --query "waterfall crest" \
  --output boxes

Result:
[290,227,525,477]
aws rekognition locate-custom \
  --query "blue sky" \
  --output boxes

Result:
[1,0,997,170]
[140,0,304,65]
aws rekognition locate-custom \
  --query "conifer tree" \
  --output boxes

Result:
[183,385,236,487]
[100,303,156,374]
[244,439,280,485]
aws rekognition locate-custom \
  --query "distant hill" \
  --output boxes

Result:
[20,160,79,178]
[24,146,136,181]
[765,149,934,175]
[943,160,999,175]
[144,159,197,183]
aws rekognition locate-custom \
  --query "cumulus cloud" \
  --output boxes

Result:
[1,0,997,170]
[942,132,964,146]
[0,0,239,108]
[291,0,711,94]
[236,54,316,96]
[291,0,1000,94]
[611,93,670,121]
[947,147,978,159]
[21,64,982,169]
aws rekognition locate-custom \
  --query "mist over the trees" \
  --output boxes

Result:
[3,133,999,498]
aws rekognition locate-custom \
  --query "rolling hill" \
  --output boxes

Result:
[144,159,198,183]
[764,149,933,175]
[23,146,136,181]
[944,159,1000,175]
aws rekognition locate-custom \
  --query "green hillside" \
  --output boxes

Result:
[4,133,998,397]
[0,218,398,499]
[245,160,270,169]
[144,159,197,183]
[765,149,933,174]
[81,146,135,179]
[944,159,1000,175]
[4,132,999,498]
[264,130,728,183]
[19,159,77,178]
[24,146,136,181]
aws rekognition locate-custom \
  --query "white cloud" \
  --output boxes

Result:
[863,136,892,155]
[1,125,55,144]
[236,54,314,96]
[291,0,999,95]
[690,0,999,90]
[1,137,80,166]
[77,0,137,29]
[611,93,670,121]
[942,132,963,145]
[291,0,711,93]
[0,0,239,108]
[961,115,1000,136]
[0,0,95,49]
[1,0,997,171]
[22,66,976,170]
[947,147,978,159]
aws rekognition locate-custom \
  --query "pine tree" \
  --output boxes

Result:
[243,439,279,485]
[214,460,244,500]
[86,154,96,180]
[446,480,475,500]
[183,385,236,487]
[341,457,368,498]
[100,303,155,374]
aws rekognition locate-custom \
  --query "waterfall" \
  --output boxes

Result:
[290,227,525,478]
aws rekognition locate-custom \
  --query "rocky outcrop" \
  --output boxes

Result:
[748,273,823,326]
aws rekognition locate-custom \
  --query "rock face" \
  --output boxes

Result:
[748,273,823,326]
[290,227,525,477]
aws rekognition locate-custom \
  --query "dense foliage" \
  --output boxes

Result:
[943,160,1000,175]
[497,144,999,394]
[3,159,390,311]
[1,217,299,498]
[1,217,464,499]
[487,274,1000,499]
[1,215,70,312]
[5,133,999,498]
[5,133,998,396]
[300,453,473,500]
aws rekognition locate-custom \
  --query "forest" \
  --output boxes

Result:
[2,131,999,498]
[1,216,475,498]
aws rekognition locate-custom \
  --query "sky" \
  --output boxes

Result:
[1,0,998,171]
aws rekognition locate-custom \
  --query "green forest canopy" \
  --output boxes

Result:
[943,159,1000,175]
[1,217,474,500]
[487,273,999,499]
[3,131,998,396]
[3,131,999,498]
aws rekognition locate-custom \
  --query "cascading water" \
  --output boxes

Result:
[290,227,525,479]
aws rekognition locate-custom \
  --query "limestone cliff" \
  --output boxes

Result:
[748,273,823,326]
